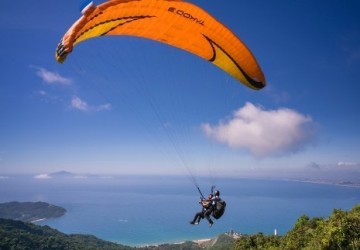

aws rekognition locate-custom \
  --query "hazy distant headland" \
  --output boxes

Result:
[0,201,66,222]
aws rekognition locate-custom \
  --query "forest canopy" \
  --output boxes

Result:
[234,204,360,250]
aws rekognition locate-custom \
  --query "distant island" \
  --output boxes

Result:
[0,201,66,222]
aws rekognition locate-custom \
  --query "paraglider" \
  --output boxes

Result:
[55,0,262,227]
[190,189,225,227]
[55,0,266,90]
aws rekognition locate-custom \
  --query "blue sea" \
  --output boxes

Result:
[0,174,359,246]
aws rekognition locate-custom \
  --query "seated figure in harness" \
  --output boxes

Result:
[190,190,225,227]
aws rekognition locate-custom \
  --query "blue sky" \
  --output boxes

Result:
[1,0,360,181]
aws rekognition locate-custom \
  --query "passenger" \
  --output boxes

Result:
[190,194,213,225]
[190,190,221,227]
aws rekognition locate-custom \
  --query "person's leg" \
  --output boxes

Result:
[196,212,205,223]
[190,212,202,224]
[204,209,213,226]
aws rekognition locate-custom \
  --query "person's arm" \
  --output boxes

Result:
[201,199,211,207]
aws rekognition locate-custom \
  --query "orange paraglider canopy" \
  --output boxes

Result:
[56,0,265,90]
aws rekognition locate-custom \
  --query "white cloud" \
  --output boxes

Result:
[71,96,89,111]
[33,66,72,85]
[34,174,52,179]
[337,161,360,167]
[202,102,316,157]
[95,103,112,112]
[71,96,111,112]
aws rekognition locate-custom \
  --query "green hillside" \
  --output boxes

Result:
[0,204,359,250]
[0,218,132,250]
[233,204,360,250]
[0,202,66,222]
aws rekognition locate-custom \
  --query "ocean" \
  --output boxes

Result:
[0,174,359,246]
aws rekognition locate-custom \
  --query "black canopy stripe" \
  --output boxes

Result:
[203,34,264,89]
[74,16,155,43]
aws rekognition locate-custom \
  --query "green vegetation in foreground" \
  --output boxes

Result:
[234,204,360,250]
[0,201,66,222]
[0,218,132,250]
[0,205,359,250]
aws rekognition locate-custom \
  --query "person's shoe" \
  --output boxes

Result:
[209,222,213,227]
[190,221,198,225]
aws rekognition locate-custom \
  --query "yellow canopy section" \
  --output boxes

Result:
[56,0,266,90]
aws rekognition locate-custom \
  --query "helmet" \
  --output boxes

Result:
[208,194,213,199]
[214,190,220,196]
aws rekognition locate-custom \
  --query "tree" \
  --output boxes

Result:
[234,204,360,250]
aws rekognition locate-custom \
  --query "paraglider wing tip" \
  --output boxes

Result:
[247,79,266,90]
[55,40,70,64]
[257,81,266,90]
[250,73,266,90]
[55,54,65,64]
[80,0,94,14]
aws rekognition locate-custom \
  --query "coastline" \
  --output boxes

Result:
[192,238,212,247]
[138,238,212,248]
[192,238,211,244]
[30,218,47,223]
[284,178,360,188]
[141,232,241,248]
